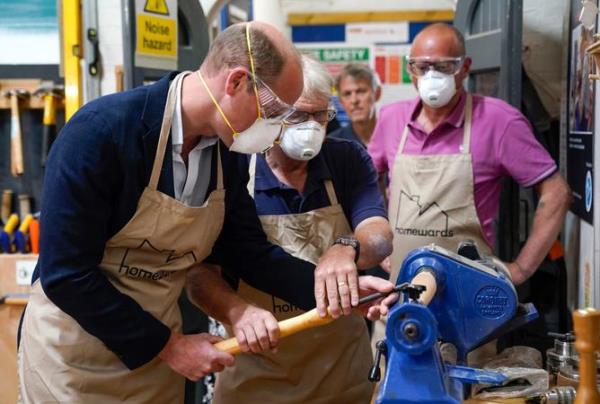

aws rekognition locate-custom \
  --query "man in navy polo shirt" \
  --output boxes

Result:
[191,55,393,404]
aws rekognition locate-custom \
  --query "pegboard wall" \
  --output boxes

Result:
[0,66,64,219]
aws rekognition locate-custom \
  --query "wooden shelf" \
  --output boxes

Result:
[0,79,64,110]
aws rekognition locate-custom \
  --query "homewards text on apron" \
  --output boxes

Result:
[371,94,496,363]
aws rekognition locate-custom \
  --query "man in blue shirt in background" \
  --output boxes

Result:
[189,55,393,404]
[329,63,382,148]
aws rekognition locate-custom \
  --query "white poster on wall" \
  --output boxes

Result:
[346,22,409,44]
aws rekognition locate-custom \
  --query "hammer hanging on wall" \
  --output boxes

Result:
[34,86,63,167]
[4,90,29,176]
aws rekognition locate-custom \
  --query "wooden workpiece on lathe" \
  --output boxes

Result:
[412,269,437,306]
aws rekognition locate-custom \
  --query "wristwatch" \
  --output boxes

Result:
[333,236,360,263]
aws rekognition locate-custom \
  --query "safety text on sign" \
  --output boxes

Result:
[136,14,176,57]
[318,48,370,62]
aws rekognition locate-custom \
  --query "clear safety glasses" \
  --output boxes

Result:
[407,56,464,76]
[249,74,296,120]
[244,24,295,122]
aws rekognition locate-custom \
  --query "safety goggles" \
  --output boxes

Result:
[248,74,296,120]
[283,108,336,125]
[244,24,295,122]
[407,56,464,76]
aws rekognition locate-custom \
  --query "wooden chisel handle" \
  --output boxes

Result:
[1,190,12,224]
[214,308,334,355]
[10,93,24,176]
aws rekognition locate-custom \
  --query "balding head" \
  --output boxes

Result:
[195,22,303,146]
[411,23,466,59]
[203,22,302,97]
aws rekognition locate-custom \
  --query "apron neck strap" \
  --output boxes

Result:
[398,125,410,154]
[247,153,257,198]
[399,93,474,155]
[216,142,223,190]
[461,93,473,154]
[149,72,187,191]
[324,180,338,205]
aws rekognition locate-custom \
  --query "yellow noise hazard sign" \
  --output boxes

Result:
[136,15,176,57]
[144,0,169,15]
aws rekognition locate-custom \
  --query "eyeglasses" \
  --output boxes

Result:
[283,108,336,125]
[407,57,464,76]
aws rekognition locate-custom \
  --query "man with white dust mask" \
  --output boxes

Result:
[189,54,395,404]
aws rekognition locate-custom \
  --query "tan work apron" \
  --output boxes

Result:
[18,72,226,404]
[213,154,373,404]
[372,95,496,363]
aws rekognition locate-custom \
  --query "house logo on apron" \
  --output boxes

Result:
[395,191,454,238]
[118,239,197,281]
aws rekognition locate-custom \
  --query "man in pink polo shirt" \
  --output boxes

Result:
[368,23,571,288]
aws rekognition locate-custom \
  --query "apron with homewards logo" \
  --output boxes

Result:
[372,95,496,363]
[213,154,373,404]
[18,72,226,404]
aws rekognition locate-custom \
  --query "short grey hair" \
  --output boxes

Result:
[300,54,333,101]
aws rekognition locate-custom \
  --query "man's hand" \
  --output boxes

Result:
[314,244,359,318]
[356,275,398,321]
[228,303,280,354]
[158,331,235,381]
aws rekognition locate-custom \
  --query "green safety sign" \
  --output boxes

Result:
[304,47,371,63]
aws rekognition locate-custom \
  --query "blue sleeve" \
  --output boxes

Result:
[207,152,316,310]
[342,142,388,229]
[38,110,170,370]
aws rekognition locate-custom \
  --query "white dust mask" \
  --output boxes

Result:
[197,71,283,154]
[229,118,282,154]
[417,70,456,108]
[280,121,326,161]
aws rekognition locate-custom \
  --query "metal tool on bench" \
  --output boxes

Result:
[372,243,539,404]
[547,332,577,386]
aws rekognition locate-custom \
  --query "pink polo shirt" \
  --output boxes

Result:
[368,92,557,247]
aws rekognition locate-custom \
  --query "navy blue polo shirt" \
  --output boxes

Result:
[329,124,365,148]
[253,137,386,229]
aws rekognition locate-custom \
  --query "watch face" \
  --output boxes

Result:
[336,236,358,247]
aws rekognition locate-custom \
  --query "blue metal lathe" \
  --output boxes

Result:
[372,243,539,403]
